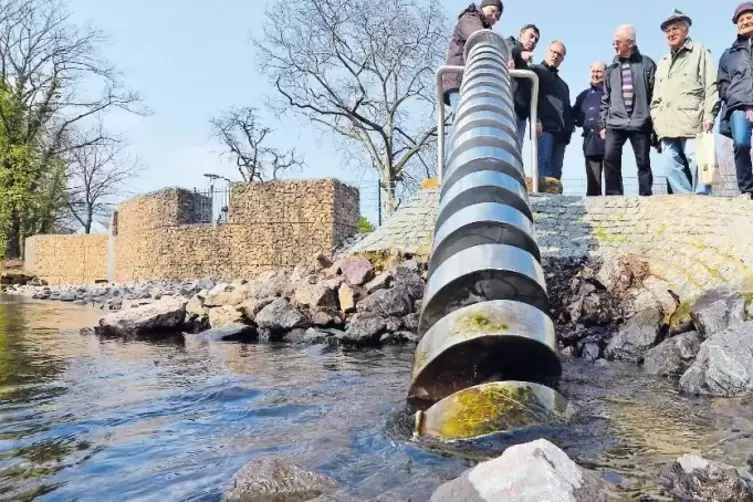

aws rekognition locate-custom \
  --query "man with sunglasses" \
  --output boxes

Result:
[529,41,574,181]
[599,25,657,196]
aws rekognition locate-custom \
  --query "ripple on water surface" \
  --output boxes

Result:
[1,295,752,501]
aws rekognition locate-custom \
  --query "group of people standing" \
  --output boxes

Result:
[441,0,753,199]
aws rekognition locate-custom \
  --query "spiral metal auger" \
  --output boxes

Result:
[410,30,567,442]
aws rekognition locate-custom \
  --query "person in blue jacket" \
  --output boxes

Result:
[574,61,607,195]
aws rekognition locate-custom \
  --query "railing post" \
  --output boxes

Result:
[435,61,539,192]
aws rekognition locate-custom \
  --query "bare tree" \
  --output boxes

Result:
[0,0,145,257]
[65,129,143,234]
[255,0,448,216]
[209,106,302,182]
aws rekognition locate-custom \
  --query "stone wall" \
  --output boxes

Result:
[112,178,359,283]
[23,178,360,285]
[24,234,109,285]
[347,189,753,300]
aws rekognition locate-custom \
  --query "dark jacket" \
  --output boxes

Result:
[718,36,753,138]
[505,36,533,120]
[530,62,574,140]
[441,4,491,105]
[599,47,657,132]
[574,84,606,157]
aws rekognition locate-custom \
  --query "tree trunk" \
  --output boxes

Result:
[84,211,92,234]
[4,212,21,259]
[381,182,397,218]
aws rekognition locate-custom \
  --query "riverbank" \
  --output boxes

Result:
[4,251,426,347]
[5,249,753,499]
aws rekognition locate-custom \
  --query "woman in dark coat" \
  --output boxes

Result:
[440,0,503,169]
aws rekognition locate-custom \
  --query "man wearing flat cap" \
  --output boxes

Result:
[650,9,719,195]
[717,2,753,198]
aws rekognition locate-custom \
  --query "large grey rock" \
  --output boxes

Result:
[363,270,392,294]
[185,292,209,319]
[249,270,289,299]
[255,298,308,332]
[605,302,662,362]
[224,457,338,502]
[640,276,679,323]
[680,323,753,396]
[691,287,746,337]
[339,257,374,287]
[302,328,335,345]
[204,283,248,308]
[392,265,424,301]
[401,313,419,332]
[655,454,753,502]
[643,331,702,377]
[342,313,387,345]
[59,291,76,302]
[293,282,338,309]
[208,305,245,327]
[429,439,607,502]
[356,288,411,318]
[241,297,275,322]
[95,297,187,337]
[595,253,649,298]
[337,283,357,314]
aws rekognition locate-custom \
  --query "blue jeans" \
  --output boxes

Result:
[538,132,566,179]
[730,110,753,195]
[661,138,710,195]
[444,91,460,172]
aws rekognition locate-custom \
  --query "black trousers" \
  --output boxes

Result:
[585,156,604,196]
[603,129,653,196]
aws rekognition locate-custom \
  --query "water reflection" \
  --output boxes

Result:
[0,295,751,501]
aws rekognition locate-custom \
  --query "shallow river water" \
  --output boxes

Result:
[1,295,752,501]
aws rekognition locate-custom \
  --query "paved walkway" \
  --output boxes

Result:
[347,189,753,299]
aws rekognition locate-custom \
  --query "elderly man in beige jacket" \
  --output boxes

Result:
[650,9,720,194]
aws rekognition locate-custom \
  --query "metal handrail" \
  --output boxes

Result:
[435,30,540,192]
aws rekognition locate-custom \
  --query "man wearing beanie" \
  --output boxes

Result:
[717,2,753,198]
[440,1,503,168]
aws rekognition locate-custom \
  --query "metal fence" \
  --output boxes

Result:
[188,187,231,225]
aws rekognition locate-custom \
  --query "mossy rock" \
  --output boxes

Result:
[668,300,693,333]
[525,176,563,194]
[348,249,429,272]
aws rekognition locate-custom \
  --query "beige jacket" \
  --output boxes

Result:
[650,39,719,139]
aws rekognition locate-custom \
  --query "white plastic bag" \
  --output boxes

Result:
[696,132,721,186]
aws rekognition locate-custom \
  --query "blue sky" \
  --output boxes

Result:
[67,0,735,207]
